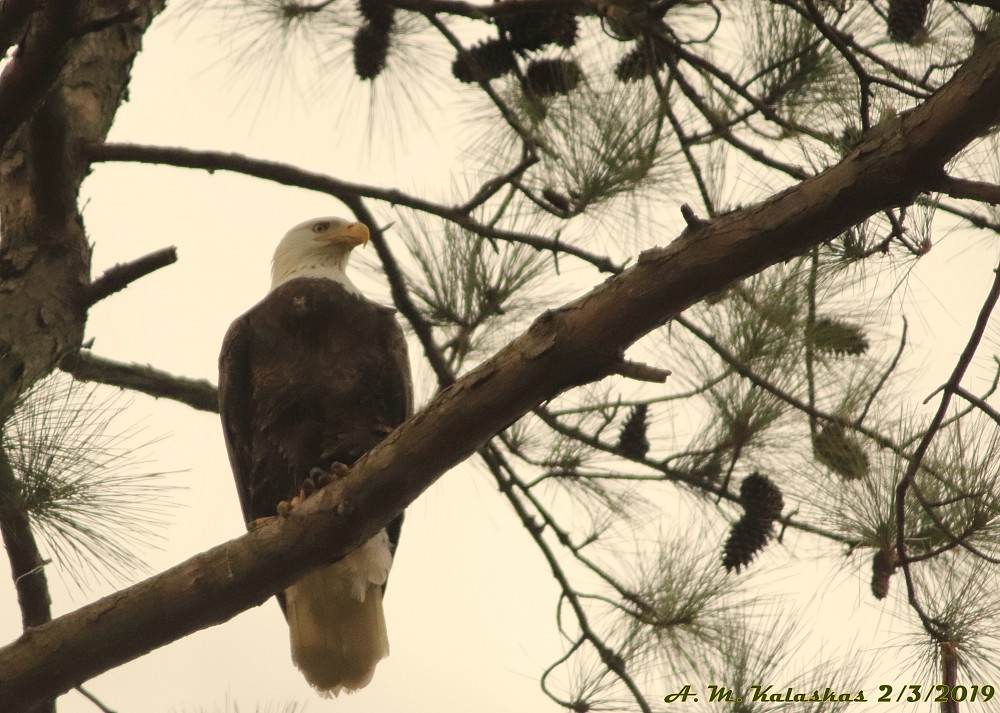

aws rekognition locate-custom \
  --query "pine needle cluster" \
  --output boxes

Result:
[3,373,173,589]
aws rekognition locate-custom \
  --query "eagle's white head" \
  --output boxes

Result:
[270,217,370,292]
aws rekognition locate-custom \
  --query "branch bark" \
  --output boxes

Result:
[60,350,219,413]
[1,31,1000,709]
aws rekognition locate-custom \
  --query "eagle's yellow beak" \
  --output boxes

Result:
[341,222,370,247]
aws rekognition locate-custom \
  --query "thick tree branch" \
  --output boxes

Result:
[2,31,1000,710]
[60,350,219,413]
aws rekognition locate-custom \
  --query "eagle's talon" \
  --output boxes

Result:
[276,498,298,517]
[310,462,349,486]
[248,515,276,530]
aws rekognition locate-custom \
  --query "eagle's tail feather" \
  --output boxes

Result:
[285,532,392,697]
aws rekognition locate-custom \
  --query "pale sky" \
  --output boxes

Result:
[2,4,1000,713]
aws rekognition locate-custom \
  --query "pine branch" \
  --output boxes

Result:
[86,142,622,273]
[895,261,1000,640]
[482,445,653,712]
[60,351,218,413]
[82,247,178,307]
[2,34,1000,707]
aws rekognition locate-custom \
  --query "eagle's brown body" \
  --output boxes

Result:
[219,275,412,695]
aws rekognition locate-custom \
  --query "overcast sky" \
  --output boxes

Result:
[3,4,1000,713]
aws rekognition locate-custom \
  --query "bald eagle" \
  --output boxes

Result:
[218,217,412,696]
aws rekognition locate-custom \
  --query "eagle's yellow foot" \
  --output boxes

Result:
[275,492,305,517]
[248,515,277,530]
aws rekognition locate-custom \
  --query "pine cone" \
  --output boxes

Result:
[723,516,773,573]
[617,404,650,459]
[498,10,578,53]
[813,423,869,480]
[552,13,579,48]
[887,0,930,43]
[740,472,784,522]
[811,316,869,356]
[523,58,583,98]
[614,39,670,83]
[615,47,648,83]
[870,548,898,600]
[357,0,395,30]
[452,39,517,83]
[353,22,392,80]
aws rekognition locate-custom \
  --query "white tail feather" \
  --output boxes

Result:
[285,530,393,696]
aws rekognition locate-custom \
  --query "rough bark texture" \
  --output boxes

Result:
[0,0,166,421]
[0,3,166,712]
[0,32,998,710]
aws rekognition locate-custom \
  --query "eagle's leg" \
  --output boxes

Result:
[273,463,350,518]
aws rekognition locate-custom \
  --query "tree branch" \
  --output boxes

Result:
[60,351,218,413]
[86,142,623,273]
[934,175,1000,205]
[3,31,1000,709]
[81,246,178,308]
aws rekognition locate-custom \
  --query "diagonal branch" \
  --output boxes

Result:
[2,32,1000,709]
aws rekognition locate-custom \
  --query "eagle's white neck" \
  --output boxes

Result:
[270,244,359,293]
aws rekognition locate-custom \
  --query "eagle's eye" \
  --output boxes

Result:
[312,222,330,234]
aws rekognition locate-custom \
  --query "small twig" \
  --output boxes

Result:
[481,445,654,713]
[60,350,219,413]
[75,685,117,713]
[859,317,908,424]
[82,246,178,307]
[953,384,1000,426]
[459,154,539,214]
[612,359,671,383]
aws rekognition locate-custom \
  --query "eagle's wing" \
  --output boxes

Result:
[218,313,258,526]
[379,308,413,562]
